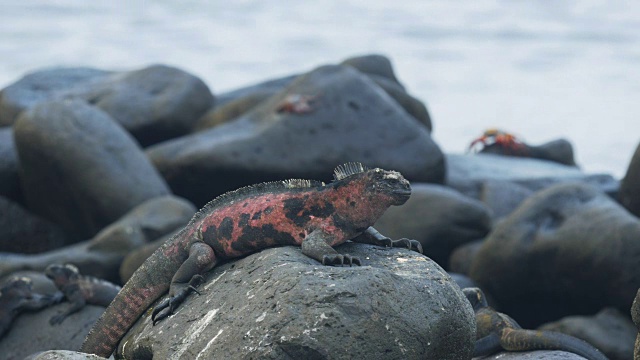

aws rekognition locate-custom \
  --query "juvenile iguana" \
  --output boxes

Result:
[81,163,420,357]
[45,263,121,325]
[0,277,61,339]
[463,287,609,360]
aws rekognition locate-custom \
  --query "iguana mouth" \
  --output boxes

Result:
[392,189,411,197]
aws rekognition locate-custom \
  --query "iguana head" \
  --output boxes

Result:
[45,263,80,286]
[333,162,411,206]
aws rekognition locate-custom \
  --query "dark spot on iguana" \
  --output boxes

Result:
[252,210,262,220]
[264,206,274,215]
[219,217,234,239]
[238,213,250,227]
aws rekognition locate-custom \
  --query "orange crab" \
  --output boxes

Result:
[276,94,319,114]
[468,128,526,153]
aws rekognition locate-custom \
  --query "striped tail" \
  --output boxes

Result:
[80,246,182,357]
[502,329,609,360]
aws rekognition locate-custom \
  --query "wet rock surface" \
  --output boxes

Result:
[117,244,475,360]
[539,307,636,360]
[14,99,171,238]
[148,64,444,206]
[373,183,492,269]
[470,182,640,327]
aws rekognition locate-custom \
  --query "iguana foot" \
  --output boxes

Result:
[152,275,205,325]
[378,237,423,254]
[322,254,361,266]
[49,313,68,325]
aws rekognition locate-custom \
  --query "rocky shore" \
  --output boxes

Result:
[0,54,638,359]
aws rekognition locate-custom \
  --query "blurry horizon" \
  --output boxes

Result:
[1,0,638,177]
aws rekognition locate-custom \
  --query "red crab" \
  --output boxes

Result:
[276,94,318,114]
[468,128,526,154]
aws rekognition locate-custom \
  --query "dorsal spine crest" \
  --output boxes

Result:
[333,162,368,181]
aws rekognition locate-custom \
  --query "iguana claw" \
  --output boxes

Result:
[322,254,361,266]
[151,275,205,326]
[380,237,423,254]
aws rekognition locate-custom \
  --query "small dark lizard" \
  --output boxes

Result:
[45,263,121,325]
[0,277,61,338]
[81,162,420,357]
[463,287,608,360]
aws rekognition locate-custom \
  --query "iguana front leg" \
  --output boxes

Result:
[50,289,85,325]
[352,227,423,253]
[152,241,216,325]
[302,229,361,266]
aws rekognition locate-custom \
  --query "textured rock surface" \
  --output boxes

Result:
[14,99,170,238]
[24,350,105,360]
[0,195,195,282]
[373,183,492,269]
[117,243,475,360]
[0,196,74,253]
[539,307,636,360]
[148,65,444,206]
[473,350,587,359]
[0,303,105,360]
[470,182,640,327]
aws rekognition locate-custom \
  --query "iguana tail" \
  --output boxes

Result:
[501,328,609,360]
[80,246,181,357]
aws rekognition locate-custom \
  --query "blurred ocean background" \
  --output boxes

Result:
[1,0,638,178]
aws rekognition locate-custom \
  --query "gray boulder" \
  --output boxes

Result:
[148,65,444,206]
[0,195,196,282]
[446,153,618,200]
[373,183,491,269]
[470,182,640,326]
[479,138,577,166]
[0,196,74,253]
[0,65,214,146]
[14,99,170,238]
[0,67,110,126]
[117,243,475,360]
[0,302,105,360]
[479,180,534,220]
[341,53,402,85]
[539,307,636,360]
[0,127,21,202]
[618,141,640,218]
[193,89,273,131]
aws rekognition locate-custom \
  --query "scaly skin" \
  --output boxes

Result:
[81,163,420,357]
[463,287,609,360]
[0,277,62,339]
[45,263,121,325]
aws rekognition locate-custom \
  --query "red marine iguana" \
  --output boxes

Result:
[45,263,121,325]
[463,287,609,360]
[81,163,421,357]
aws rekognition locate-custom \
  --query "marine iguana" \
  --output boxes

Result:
[81,163,420,357]
[45,263,121,325]
[0,277,62,339]
[463,287,608,360]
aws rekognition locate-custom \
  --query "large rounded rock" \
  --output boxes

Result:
[14,99,170,238]
[470,182,640,326]
[0,67,110,126]
[479,180,534,220]
[0,65,214,146]
[479,138,577,166]
[117,243,475,360]
[148,65,444,206]
[0,302,105,360]
[0,196,75,253]
[618,141,640,218]
[193,90,273,131]
[0,195,195,282]
[474,351,588,359]
[539,307,636,360]
[373,183,492,269]
[341,54,402,85]
[63,64,214,146]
